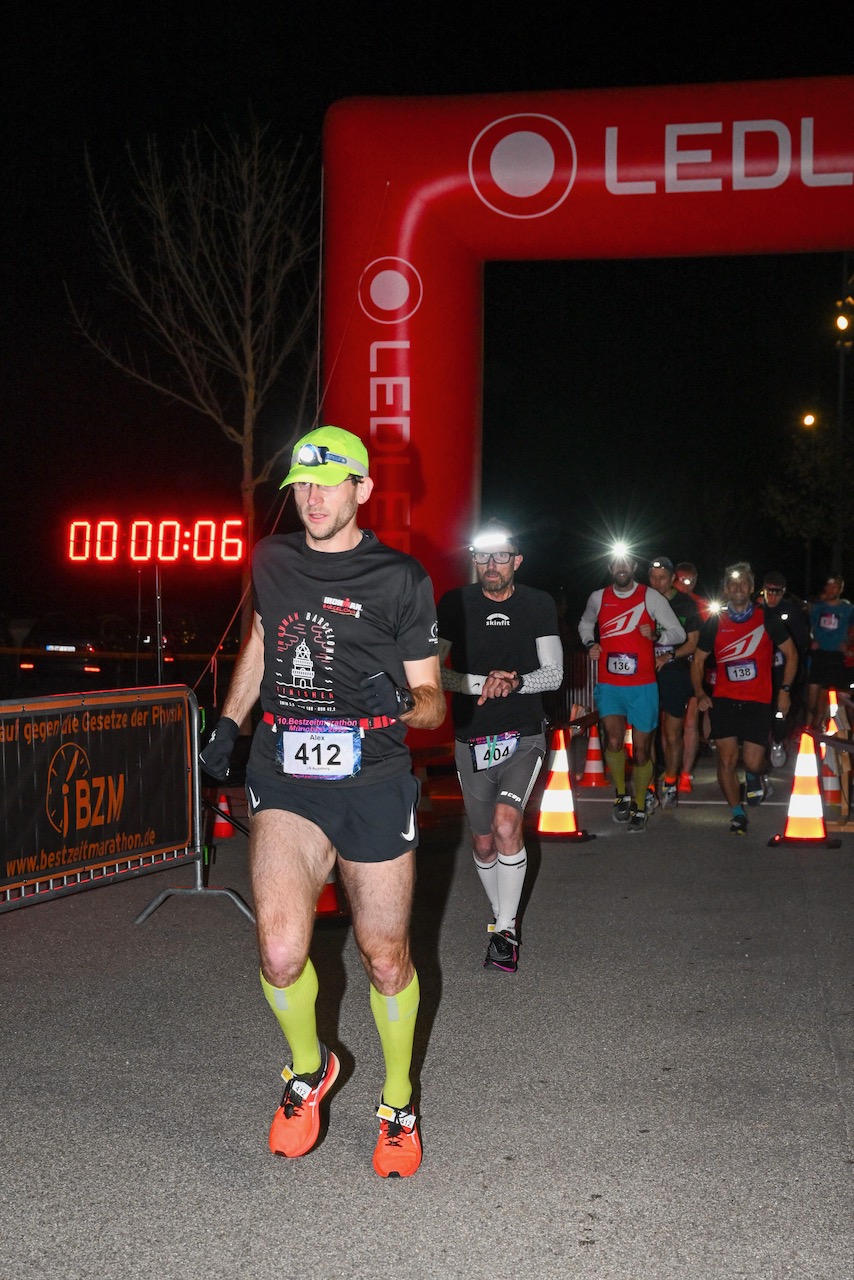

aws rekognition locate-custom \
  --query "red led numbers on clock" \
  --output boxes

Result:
[67,519,246,564]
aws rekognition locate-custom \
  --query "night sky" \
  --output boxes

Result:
[4,4,853,631]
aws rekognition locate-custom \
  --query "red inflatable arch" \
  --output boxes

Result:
[320,77,854,599]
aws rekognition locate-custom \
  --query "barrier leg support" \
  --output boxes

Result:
[134,853,255,924]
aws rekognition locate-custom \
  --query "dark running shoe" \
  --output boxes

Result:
[612,794,632,823]
[729,813,748,836]
[268,1041,340,1158]
[484,924,518,973]
[644,788,659,814]
[627,805,648,833]
[373,1100,422,1178]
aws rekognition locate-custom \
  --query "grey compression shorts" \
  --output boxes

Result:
[454,732,546,836]
[245,767,420,863]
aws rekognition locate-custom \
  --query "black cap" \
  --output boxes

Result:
[649,556,674,571]
[763,570,786,589]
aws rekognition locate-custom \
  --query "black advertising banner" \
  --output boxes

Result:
[1,687,195,893]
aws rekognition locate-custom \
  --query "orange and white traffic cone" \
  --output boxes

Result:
[315,868,350,920]
[538,728,593,841]
[822,755,841,807]
[768,731,841,847]
[212,794,234,839]
[577,722,610,787]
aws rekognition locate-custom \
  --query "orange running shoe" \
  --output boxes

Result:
[268,1042,340,1159]
[372,1101,422,1178]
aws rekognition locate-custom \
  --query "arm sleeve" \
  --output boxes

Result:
[517,633,563,693]
[440,667,486,695]
[437,591,487,695]
[578,590,604,647]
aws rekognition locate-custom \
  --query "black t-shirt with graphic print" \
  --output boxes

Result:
[248,530,438,786]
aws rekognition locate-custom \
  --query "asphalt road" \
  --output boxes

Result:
[2,748,852,1280]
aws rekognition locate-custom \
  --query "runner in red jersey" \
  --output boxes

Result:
[579,552,684,833]
[692,562,797,836]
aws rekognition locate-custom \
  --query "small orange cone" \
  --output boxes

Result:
[538,729,594,841]
[212,794,234,839]
[315,868,350,919]
[822,755,841,807]
[578,722,610,787]
[768,731,841,847]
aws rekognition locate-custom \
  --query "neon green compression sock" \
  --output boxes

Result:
[605,748,627,794]
[370,971,420,1110]
[260,960,321,1076]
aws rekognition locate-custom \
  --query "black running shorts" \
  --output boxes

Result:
[244,767,420,863]
[657,664,694,719]
[709,697,773,747]
[808,650,846,690]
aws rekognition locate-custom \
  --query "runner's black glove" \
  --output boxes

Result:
[199,716,240,780]
[359,671,415,718]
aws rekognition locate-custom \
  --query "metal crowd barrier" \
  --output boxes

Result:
[0,685,252,922]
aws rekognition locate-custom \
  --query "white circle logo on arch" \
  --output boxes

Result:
[358,257,424,324]
[468,114,577,218]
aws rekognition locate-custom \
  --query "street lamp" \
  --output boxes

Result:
[831,254,854,576]
[799,410,821,593]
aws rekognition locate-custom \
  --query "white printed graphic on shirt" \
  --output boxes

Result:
[275,611,336,707]
[717,623,765,663]
[600,602,646,638]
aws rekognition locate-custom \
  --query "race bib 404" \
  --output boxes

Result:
[469,732,520,772]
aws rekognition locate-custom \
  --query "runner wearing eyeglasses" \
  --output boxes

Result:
[437,520,562,973]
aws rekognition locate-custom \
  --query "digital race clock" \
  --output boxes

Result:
[67,518,246,564]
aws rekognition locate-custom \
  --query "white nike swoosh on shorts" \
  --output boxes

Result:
[248,785,260,810]
[399,805,416,842]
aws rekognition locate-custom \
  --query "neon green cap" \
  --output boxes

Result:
[280,426,369,488]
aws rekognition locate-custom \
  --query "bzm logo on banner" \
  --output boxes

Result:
[46,744,126,838]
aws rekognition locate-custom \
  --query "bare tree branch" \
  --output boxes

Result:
[67,118,320,628]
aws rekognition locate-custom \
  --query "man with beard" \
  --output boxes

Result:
[692,562,797,835]
[199,425,445,1178]
[579,550,685,833]
[437,520,562,973]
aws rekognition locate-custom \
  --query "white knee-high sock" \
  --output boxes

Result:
[495,848,527,933]
[473,852,500,918]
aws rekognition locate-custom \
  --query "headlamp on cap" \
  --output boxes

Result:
[281,425,370,488]
[295,443,367,474]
